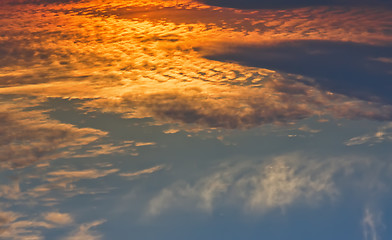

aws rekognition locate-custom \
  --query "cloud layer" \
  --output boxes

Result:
[1,1,392,132]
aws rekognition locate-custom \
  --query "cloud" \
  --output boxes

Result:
[119,165,164,178]
[0,98,143,169]
[62,220,105,240]
[0,165,120,211]
[0,211,21,234]
[146,153,392,217]
[0,180,21,200]
[134,142,156,147]
[147,153,333,216]
[42,212,73,225]
[46,169,119,181]
[87,79,392,129]
[362,208,384,240]
[0,210,96,240]
[0,209,63,240]
[1,3,392,132]
[345,122,392,146]
[25,167,119,201]
[0,101,108,169]
[70,143,137,158]
[202,40,392,104]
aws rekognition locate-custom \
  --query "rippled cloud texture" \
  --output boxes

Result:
[1,0,392,130]
[1,0,392,239]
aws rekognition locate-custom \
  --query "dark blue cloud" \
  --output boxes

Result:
[198,0,391,9]
[203,40,392,104]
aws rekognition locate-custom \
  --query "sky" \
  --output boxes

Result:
[0,0,392,239]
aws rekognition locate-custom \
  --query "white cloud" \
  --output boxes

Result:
[147,153,340,217]
[147,153,392,217]
[362,208,384,240]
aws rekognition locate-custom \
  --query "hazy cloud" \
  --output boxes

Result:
[362,208,384,240]
[147,153,392,217]
[46,169,119,181]
[42,212,73,225]
[0,101,108,169]
[62,220,105,240]
[0,209,63,240]
[345,122,392,146]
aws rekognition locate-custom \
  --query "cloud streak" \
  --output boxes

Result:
[362,208,384,240]
[119,165,164,178]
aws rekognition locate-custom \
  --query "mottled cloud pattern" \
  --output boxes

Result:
[1,1,392,132]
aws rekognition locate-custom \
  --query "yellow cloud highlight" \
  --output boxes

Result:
[119,165,164,178]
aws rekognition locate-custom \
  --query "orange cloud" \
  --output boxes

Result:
[1,0,392,131]
[43,212,73,225]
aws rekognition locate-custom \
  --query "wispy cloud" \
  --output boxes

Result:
[146,153,392,217]
[147,153,337,217]
[0,210,74,240]
[345,122,392,146]
[0,101,107,169]
[362,208,384,240]
[119,165,164,178]
[0,98,146,169]
[62,220,106,240]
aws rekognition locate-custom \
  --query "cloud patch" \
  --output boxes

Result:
[43,212,73,225]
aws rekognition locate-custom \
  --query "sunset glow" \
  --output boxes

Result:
[1,0,392,239]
